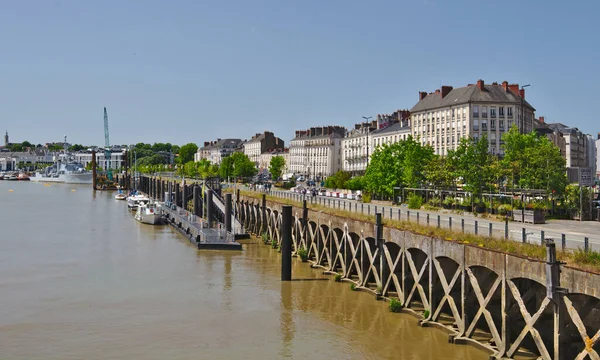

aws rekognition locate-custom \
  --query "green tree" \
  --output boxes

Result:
[448,135,493,199]
[151,142,172,153]
[268,156,286,180]
[346,176,364,191]
[219,156,235,179]
[424,155,455,189]
[21,141,32,149]
[68,144,86,152]
[231,152,257,178]
[325,170,352,189]
[10,144,23,152]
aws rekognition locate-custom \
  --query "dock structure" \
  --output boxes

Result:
[161,203,242,250]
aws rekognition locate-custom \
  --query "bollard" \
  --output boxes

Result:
[489,223,492,237]
[398,209,401,221]
[475,221,478,235]
[449,217,452,229]
[561,234,566,250]
[541,230,545,245]
[505,221,509,240]
[368,205,371,215]
[355,202,358,212]
[461,219,465,233]
[375,206,378,215]
[224,193,232,233]
[407,210,411,222]
[585,237,589,253]
[522,228,526,243]
[437,215,441,228]
[361,203,364,213]
[182,184,187,211]
[417,212,420,224]
[281,205,293,281]
[426,213,429,225]
[390,207,392,219]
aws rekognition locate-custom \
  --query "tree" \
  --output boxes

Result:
[219,156,234,179]
[324,170,352,189]
[10,144,23,152]
[69,144,86,152]
[48,144,63,152]
[269,156,286,180]
[424,155,455,189]
[151,142,172,153]
[448,135,493,199]
[178,143,198,164]
[231,152,257,178]
[345,176,364,191]
[21,141,32,149]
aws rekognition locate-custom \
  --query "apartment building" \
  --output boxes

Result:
[371,111,412,148]
[410,79,535,156]
[544,123,589,168]
[243,131,284,167]
[341,121,376,175]
[289,126,346,179]
[596,133,600,179]
[258,148,289,173]
[194,139,243,164]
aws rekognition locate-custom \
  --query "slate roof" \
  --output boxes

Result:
[410,84,535,113]
[371,122,411,136]
[246,134,265,144]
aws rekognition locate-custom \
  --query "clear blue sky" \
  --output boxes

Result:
[1,0,598,146]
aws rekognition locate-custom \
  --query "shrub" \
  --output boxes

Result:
[376,285,382,295]
[407,194,423,209]
[261,232,269,244]
[281,180,296,189]
[362,192,372,203]
[297,247,308,262]
[443,197,455,207]
[350,283,356,291]
[271,238,278,249]
[389,298,403,313]
[497,204,513,216]
[423,309,430,319]
[334,274,343,282]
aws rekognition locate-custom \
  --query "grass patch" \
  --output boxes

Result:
[423,309,430,319]
[297,247,308,262]
[389,298,403,313]
[334,274,343,282]
[350,283,356,291]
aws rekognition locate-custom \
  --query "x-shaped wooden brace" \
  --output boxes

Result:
[564,296,600,360]
[506,280,552,359]
[344,233,363,282]
[382,245,404,300]
[361,240,381,288]
[316,226,332,268]
[306,223,319,261]
[465,268,502,348]
[330,230,347,274]
[432,258,463,333]
[291,218,302,252]
[404,250,430,311]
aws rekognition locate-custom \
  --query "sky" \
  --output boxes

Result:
[1,0,599,147]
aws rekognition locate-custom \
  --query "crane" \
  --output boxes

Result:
[103,107,113,180]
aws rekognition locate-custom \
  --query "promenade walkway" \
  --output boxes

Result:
[245,186,600,251]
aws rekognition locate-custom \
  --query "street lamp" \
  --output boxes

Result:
[519,84,530,133]
[362,116,373,170]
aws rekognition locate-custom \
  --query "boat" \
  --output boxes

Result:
[30,161,93,184]
[17,173,30,181]
[127,194,150,211]
[115,191,127,200]
[0,173,4,180]
[5,173,18,181]
[135,201,163,225]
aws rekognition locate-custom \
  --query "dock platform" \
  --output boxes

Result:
[161,203,242,251]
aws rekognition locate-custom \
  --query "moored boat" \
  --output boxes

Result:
[115,192,127,200]
[17,173,30,181]
[135,201,163,225]
[127,194,150,210]
[5,173,18,181]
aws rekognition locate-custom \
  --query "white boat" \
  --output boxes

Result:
[30,162,93,184]
[5,173,18,181]
[135,202,163,225]
[127,194,150,210]
[115,192,127,200]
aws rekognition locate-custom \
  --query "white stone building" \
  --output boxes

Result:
[341,121,376,176]
[258,148,289,174]
[243,131,284,167]
[410,80,536,156]
[289,126,346,179]
[371,120,412,148]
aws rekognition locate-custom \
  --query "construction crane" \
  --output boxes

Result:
[103,107,113,180]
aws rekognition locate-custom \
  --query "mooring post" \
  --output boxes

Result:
[475,221,478,235]
[489,223,493,237]
[281,205,293,281]
[426,213,429,225]
[225,193,232,233]
[437,215,441,228]
[302,199,308,247]
[182,183,187,211]
[376,213,386,295]
[505,218,509,240]
[461,218,465,233]
[175,183,181,207]
[262,194,267,235]
[193,186,200,216]
[91,150,97,190]
[585,237,589,252]
[449,217,452,229]
[522,228,526,243]
[561,234,566,250]
[206,189,214,227]
[546,239,568,360]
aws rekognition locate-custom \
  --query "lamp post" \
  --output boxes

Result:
[519,84,530,133]
[362,116,373,171]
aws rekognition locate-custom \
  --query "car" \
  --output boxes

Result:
[297,176,305,182]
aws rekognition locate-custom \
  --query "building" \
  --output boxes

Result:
[586,134,596,179]
[70,150,126,170]
[209,139,243,165]
[0,150,55,171]
[243,131,284,167]
[258,148,289,173]
[543,123,589,169]
[341,120,377,175]
[410,79,536,156]
[195,141,216,162]
[371,118,412,149]
[289,126,346,179]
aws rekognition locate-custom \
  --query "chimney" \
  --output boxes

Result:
[476,79,484,91]
[508,84,519,96]
[519,89,525,99]
[310,128,316,137]
[597,132,600,140]
[204,142,209,147]
[441,85,453,98]
[419,91,428,101]
[502,81,509,91]
[255,133,260,138]
[539,116,545,123]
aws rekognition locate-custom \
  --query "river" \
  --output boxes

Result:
[0,181,486,359]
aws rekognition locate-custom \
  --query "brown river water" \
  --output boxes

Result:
[0,181,486,359]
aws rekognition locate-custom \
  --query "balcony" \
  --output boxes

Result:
[473,126,479,131]
[473,112,479,118]
[481,113,488,118]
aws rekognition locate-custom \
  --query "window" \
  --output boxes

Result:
[507,107,513,117]
[473,105,479,117]
[490,107,496,118]
[499,107,504,116]
[473,120,479,131]
[481,121,487,131]
[499,120,504,130]
[482,106,488,118]
[452,108,455,119]
[491,119,496,130]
